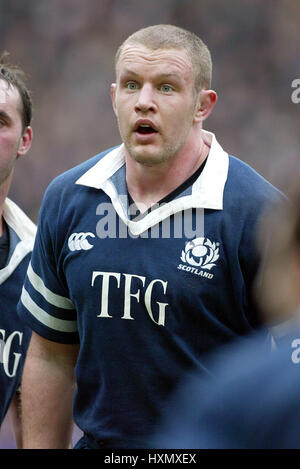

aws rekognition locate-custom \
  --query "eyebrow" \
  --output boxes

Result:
[0,110,11,122]
[119,69,140,79]
[120,69,183,82]
[157,73,183,83]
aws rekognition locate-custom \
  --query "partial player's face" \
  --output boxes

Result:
[0,79,32,187]
[111,45,200,166]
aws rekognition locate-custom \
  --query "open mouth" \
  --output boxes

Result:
[135,124,158,135]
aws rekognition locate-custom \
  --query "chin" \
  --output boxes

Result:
[132,152,167,167]
[125,144,163,166]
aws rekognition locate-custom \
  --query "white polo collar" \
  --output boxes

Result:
[76,131,229,236]
[0,198,36,284]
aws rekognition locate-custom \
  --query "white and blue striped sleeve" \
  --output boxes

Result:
[17,188,78,344]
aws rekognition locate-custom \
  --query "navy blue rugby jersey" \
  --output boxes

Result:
[0,199,36,425]
[17,131,282,447]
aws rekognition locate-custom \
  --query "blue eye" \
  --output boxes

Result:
[126,82,138,90]
[160,84,173,93]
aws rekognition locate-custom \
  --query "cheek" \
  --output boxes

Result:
[167,97,195,121]
[114,98,129,121]
[167,109,193,136]
[0,135,15,151]
[0,132,22,159]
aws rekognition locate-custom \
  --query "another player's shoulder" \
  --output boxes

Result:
[226,155,284,206]
[4,198,36,245]
[45,146,117,197]
[38,146,118,226]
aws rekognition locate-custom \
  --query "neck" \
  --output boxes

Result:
[126,129,210,211]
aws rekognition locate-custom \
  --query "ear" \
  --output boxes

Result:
[110,83,117,116]
[17,126,33,158]
[194,90,217,124]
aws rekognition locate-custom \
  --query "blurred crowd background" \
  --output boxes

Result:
[0,0,299,448]
[2,0,299,221]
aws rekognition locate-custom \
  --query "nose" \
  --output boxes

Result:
[135,84,157,113]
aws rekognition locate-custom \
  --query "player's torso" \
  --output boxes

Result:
[0,257,32,424]
[54,187,260,440]
[58,190,252,353]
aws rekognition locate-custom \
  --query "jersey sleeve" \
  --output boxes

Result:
[17,181,79,344]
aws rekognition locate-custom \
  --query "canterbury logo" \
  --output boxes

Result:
[68,232,95,251]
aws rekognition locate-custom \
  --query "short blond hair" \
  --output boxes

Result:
[115,24,212,92]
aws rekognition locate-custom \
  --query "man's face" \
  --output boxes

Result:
[111,45,200,166]
[0,79,31,187]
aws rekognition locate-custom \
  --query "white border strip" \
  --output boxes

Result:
[21,287,77,333]
[27,263,74,310]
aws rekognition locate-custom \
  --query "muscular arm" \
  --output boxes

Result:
[21,331,79,449]
[9,389,22,448]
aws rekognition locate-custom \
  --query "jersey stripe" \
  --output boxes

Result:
[21,287,78,332]
[27,263,74,310]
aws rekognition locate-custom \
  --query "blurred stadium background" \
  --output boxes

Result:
[0,0,299,448]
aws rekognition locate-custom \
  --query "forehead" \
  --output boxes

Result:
[116,45,193,80]
[0,79,22,111]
